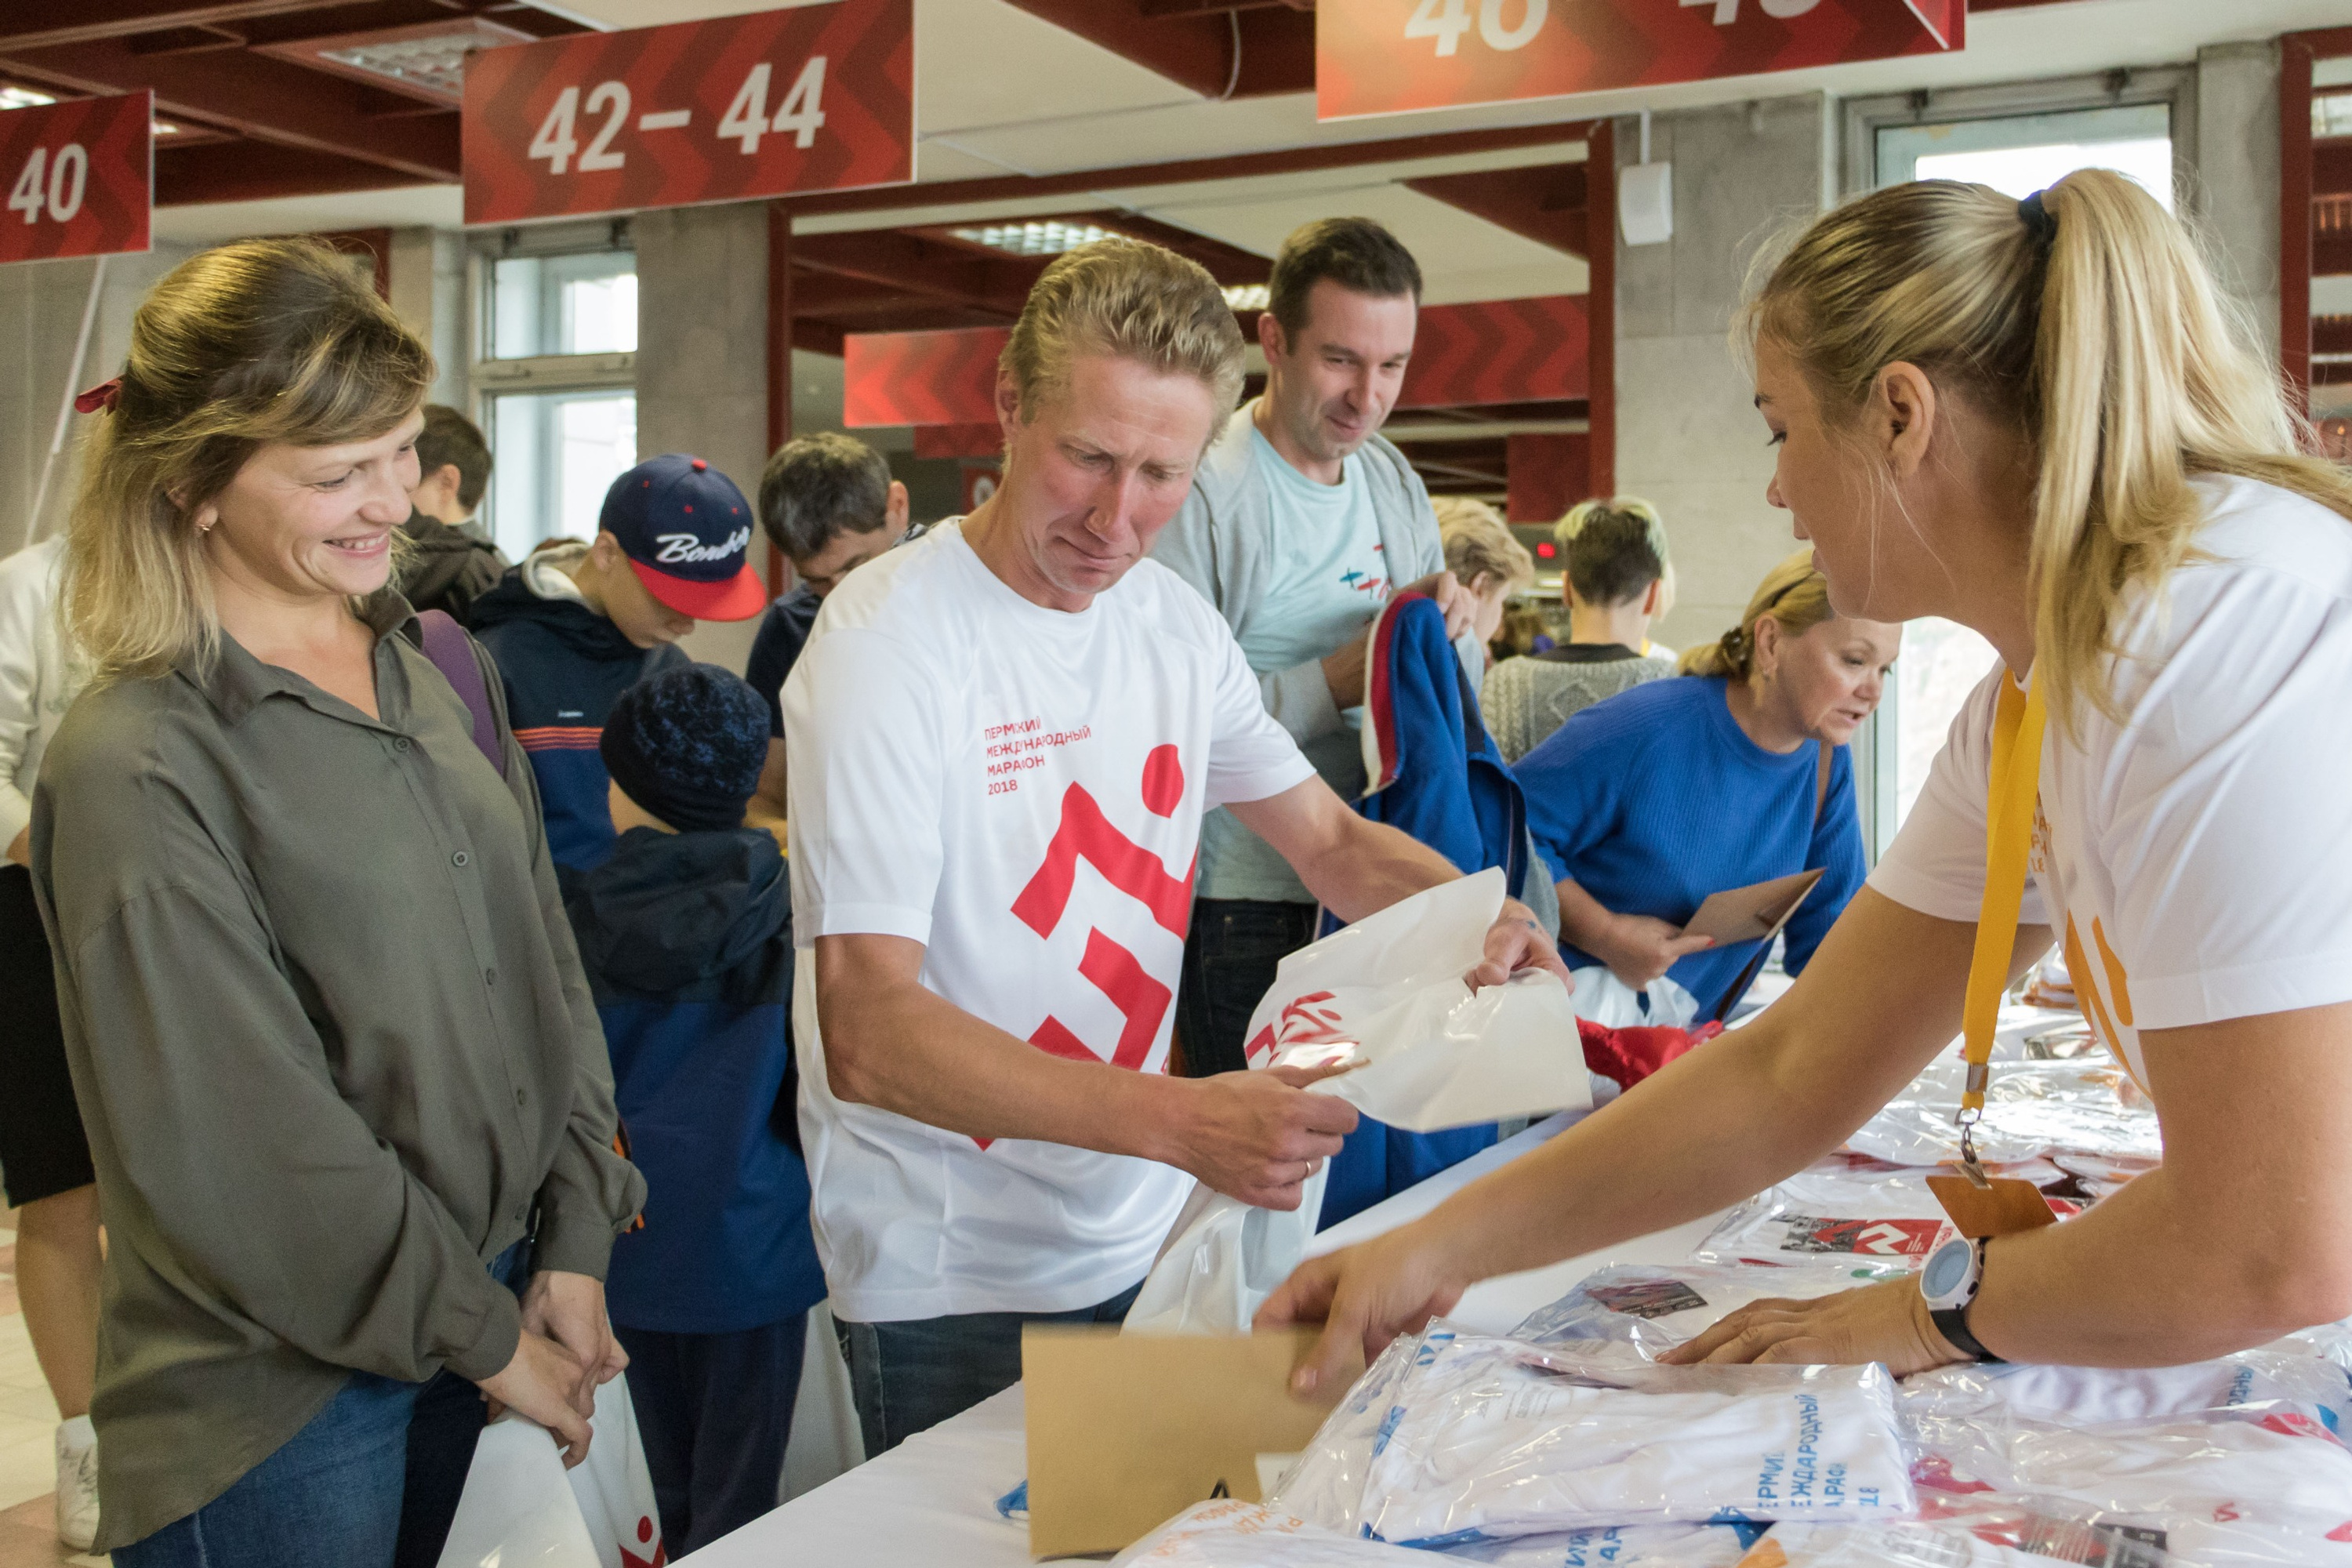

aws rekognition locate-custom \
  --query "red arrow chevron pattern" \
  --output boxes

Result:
[842,325,1009,428]
[0,91,151,266]
[1318,0,1961,122]
[463,0,911,225]
[1398,295,1587,410]
[843,295,1584,428]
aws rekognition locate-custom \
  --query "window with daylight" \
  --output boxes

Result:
[1838,73,2184,852]
[473,236,639,561]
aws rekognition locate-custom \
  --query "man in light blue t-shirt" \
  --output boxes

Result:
[1152,217,1475,1076]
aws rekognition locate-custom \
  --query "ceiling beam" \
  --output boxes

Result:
[1405,164,1588,258]
[999,1,1311,100]
[795,230,1046,312]
[787,122,1592,222]
[0,0,326,51]
[154,137,437,204]
[0,35,459,179]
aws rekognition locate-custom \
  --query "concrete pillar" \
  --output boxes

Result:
[0,244,191,555]
[1612,94,1831,652]
[2194,42,2283,368]
[387,227,470,412]
[633,201,770,673]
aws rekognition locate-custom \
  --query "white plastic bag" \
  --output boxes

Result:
[1566,967,1700,1030]
[1353,1332,1915,1548]
[1439,1520,1755,1565]
[437,1374,665,1568]
[1128,871,1588,1334]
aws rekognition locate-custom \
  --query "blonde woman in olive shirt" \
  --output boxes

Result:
[31,241,644,1566]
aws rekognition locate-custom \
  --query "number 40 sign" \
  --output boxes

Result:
[1317,0,1961,120]
[463,0,911,226]
[0,91,151,267]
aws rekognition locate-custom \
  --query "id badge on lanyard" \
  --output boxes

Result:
[1925,673,2065,1240]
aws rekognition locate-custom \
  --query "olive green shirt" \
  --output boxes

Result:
[30,594,644,1551]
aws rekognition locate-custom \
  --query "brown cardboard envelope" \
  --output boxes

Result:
[1022,1326,1351,1559]
[1681,867,1826,946]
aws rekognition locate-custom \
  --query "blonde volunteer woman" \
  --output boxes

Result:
[31,241,643,1565]
[1262,170,2352,1385]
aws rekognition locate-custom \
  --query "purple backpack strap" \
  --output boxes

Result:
[416,609,507,779]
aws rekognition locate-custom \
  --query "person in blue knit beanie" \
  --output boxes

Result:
[563,663,822,1558]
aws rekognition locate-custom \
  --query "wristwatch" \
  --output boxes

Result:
[1919,1235,2005,1364]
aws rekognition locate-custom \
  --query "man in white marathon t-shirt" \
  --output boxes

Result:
[782,238,1565,1455]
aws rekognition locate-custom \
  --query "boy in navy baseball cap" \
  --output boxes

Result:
[471,454,768,870]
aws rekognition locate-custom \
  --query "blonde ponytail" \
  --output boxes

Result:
[1751,169,2352,738]
[1679,548,1833,679]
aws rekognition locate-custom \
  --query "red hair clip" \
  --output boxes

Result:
[73,377,122,415]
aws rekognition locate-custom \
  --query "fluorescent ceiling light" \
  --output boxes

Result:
[2318,93,2352,140]
[949,220,1132,256]
[318,34,483,100]
[0,86,55,111]
[1222,283,1269,311]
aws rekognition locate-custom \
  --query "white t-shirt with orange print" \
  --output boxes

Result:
[1870,475,2352,1081]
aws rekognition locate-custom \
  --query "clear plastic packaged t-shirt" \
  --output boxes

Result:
[1750,1495,2181,1567]
[1690,1161,2086,1272]
[1438,1519,1757,1566]
[1843,1056,2159,1168]
[1904,1397,2352,1554]
[1108,1500,1439,1566]
[1269,1329,1428,1534]
[1512,1261,1912,1363]
[1348,1330,1915,1548]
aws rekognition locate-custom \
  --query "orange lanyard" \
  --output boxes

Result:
[1957,672,2046,1174]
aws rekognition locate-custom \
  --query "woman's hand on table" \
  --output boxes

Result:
[477,1330,595,1466]
[1660,1276,1964,1375]
[1595,914,1713,989]
[1254,1220,1471,1397]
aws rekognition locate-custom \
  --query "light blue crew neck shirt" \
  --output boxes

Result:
[1197,422,1390,902]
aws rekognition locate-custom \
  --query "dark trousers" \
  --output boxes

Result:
[614,1314,808,1561]
[1174,898,1321,1078]
[836,1280,1142,1457]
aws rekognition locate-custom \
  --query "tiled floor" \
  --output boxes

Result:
[0,1218,101,1567]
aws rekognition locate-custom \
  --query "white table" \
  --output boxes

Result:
[681,1111,1732,1566]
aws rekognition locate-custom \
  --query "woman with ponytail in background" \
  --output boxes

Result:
[1265,169,2352,1386]
[1512,550,1897,1025]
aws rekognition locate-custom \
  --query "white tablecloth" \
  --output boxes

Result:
[681,1110,1732,1565]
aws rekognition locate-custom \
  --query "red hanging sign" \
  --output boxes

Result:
[463,0,913,226]
[1316,0,1962,122]
[0,92,152,266]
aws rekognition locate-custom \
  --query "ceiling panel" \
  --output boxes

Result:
[1136,183,1587,303]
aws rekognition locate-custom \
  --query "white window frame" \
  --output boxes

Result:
[469,220,639,554]
[1835,66,2199,857]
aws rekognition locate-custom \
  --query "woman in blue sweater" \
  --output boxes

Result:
[1518,550,1900,1022]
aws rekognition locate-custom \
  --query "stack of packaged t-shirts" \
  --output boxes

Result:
[1690,1158,2080,1274]
[1267,1325,1915,1555]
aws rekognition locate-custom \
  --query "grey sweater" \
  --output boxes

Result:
[1151,402,1446,902]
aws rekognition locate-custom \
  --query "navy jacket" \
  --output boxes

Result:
[471,563,687,870]
[564,825,823,1335]
[744,583,822,739]
[1319,590,1529,1230]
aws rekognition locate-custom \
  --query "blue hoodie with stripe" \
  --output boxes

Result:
[470,546,688,871]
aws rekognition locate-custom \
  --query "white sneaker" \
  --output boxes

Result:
[55,1414,97,1552]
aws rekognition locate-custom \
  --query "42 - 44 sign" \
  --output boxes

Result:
[1317,0,1962,120]
[463,0,911,225]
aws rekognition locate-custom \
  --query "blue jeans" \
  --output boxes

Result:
[837,1280,1142,1457]
[117,1240,532,1568]
[1175,898,1320,1078]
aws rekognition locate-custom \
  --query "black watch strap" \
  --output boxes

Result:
[1931,1304,2006,1365]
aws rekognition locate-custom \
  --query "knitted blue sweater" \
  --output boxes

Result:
[1516,676,1867,1018]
